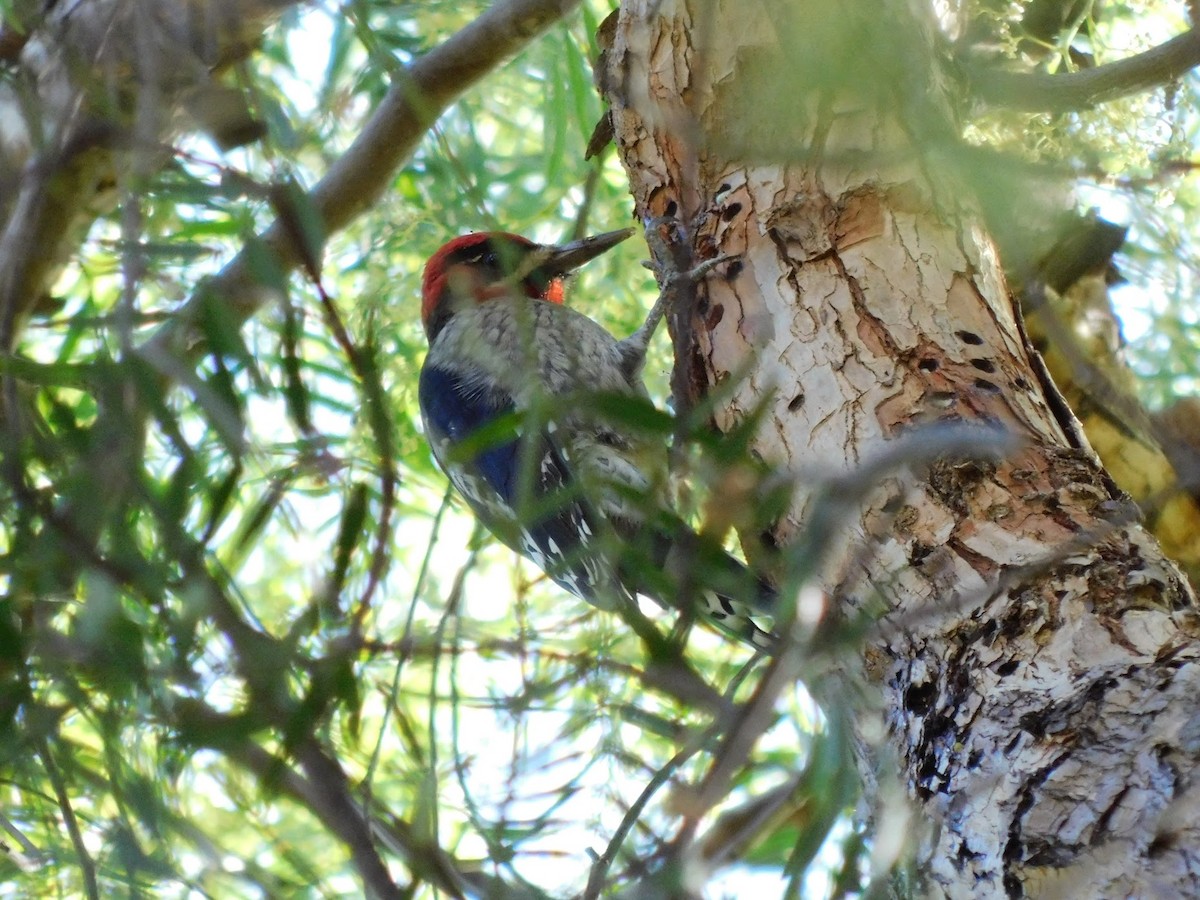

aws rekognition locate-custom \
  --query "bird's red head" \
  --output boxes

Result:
[420,228,634,340]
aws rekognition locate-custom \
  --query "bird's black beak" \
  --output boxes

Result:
[538,228,634,276]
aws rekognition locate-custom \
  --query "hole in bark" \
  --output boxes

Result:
[665,200,678,217]
[788,393,805,411]
[904,680,937,714]
[724,259,743,280]
[971,358,997,373]
[717,182,731,194]
[974,379,1002,394]
[956,329,984,345]
[929,390,957,407]
[957,840,984,864]
[721,202,742,221]
[915,755,938,795]
[1003,835,1023,863]
[917,358,939,372]
[909,542,932,565]
[1003,873,1022,899]
[1148,831,1178,858]
[706,304,725,329]
[1015,377,1031,390]
[1019,712,1046,739]
[996,659,1018,676]
[926,712,955,742]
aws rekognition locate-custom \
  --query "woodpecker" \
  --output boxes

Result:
[418,229,777,650]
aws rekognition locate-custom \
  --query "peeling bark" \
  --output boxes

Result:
[604,0,1200,895]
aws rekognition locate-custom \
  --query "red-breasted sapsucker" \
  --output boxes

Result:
[418,229,776,650]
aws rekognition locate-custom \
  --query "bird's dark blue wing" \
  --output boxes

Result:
[418,364,521,501]
[418,364,625,609]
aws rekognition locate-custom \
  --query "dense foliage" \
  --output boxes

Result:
[2,0,1199,896]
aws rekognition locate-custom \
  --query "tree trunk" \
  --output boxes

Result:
[603,1,1200,895]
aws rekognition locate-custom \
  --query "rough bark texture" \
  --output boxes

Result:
[604,0,1200,895]
[1023,272,1200,585]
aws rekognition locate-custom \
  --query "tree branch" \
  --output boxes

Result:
[142,0,583,362]
[291,740,407,900]
[969,27,1200,111]
[1,0,583,759]
[192,712,483,899]
[195,725,408,899]
[0,0,299,349]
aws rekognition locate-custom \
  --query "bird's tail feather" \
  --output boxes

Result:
[619,522,779,651]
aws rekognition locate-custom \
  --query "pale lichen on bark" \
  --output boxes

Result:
[605,0,1200,895]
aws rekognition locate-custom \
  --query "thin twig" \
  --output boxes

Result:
[37,738,100,900]
[308,279,398,632]
[570,165,603,241]
[175,700,484,897]
[583,654,763,897]
[362,487,452,807]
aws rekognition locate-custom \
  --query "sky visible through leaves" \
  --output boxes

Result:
[7,0,1200,896]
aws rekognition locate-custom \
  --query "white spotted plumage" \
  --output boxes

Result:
[418,231,778,650]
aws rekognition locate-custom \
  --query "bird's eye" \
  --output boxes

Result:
[463,249,500,269]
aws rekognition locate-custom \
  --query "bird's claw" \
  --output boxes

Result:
[682,252,738,283]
